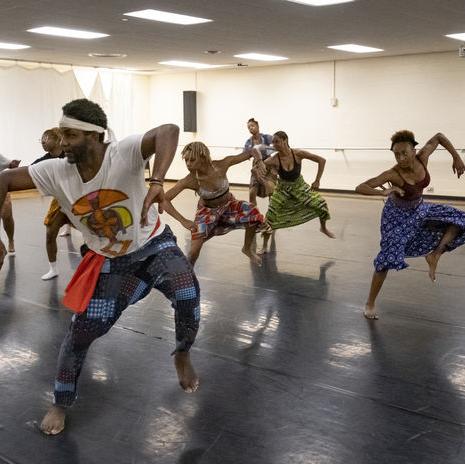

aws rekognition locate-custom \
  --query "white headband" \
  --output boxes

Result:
[59,115,116,142]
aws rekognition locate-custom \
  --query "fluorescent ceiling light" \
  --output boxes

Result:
[328,44,383,53]
[287,0,354,5]
[446,32,465,41]
[234,53,288,61]
[159,60,223,69]
[0,42,30,50]
[28,26,108,39]
[124,9,211,25]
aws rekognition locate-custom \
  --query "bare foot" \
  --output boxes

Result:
[174,352,199,393]
[0,241,6,268]
[40,405,66,435]
[363,304,379,320]
[320,227,335,239]
[242,247,262,266]
[425,253,439,282]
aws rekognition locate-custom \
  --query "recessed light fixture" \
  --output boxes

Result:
[88,53,127,58]
[124,9,212,25]
[234,53,288,61]
[287,0,354,5]
[445,32,465,41]
[159,60,224,69]
[327,44,383,53]
[0,42,30,50]
[28,26,109,39]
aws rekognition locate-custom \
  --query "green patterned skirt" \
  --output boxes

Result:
[263,175,330,233]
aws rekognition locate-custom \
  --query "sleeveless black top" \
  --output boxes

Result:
[278,150,301,182]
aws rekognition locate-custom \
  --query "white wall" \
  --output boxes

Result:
[0,63,151,165]
[149,52,465,196]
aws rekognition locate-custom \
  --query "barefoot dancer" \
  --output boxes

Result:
[32,128,72,280]
[259,131,334,254]
[0,154,20,254]
[162,142,265,266]
[356,130,465,320]
[0,99,201,435]
[244,118,277,204]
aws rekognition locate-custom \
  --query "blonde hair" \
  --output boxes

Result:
[181,142,212,166]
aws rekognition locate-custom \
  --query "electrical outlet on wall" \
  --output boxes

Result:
[426,186,434,193]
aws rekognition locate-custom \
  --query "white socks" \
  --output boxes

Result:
[59,224,71,237]
[41,262,58,280]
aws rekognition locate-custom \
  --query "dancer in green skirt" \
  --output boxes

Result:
[258,131,334,254]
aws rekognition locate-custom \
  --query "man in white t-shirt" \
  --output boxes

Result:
[0,99,200,435]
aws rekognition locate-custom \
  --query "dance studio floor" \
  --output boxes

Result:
[1,186,465,464]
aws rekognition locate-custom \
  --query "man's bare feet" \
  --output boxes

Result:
[174,352,199,393]
[242,247,262,266]
[40,405,66,435]
[363,304,379,320]
[425,252,439,282]
[320,227,335,239]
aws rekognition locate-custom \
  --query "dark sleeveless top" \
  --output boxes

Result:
[278,150,301,182]
[394,157,430,201]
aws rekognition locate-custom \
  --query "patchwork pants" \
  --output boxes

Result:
[54,226,200,407]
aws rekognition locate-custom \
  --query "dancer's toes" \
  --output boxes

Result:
[320,227,336,239]
[363,305,379,320]
[40,406,66,435]
[425,253,439,282]
[242,247,262,266]
[174,352,199,393]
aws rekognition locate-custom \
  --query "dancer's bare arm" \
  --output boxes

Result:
[0,167,36,267]
[162,175,198,231]
[220,148,262,170]
[417,133,465,178]
[355,169,404,197]
[296,150,326,190]
[139,124,180,224]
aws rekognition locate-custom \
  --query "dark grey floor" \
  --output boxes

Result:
[1,188,465,464]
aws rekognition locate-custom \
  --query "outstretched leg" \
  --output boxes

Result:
[242,225,262,265]
[364,270,388,320]
[319,217,335,239]
[425,224,460,282]
[258,231,272,255]
[43,212,69,280]
[41,312,119,435]
[188,238,205,266]
[1,195,15,254]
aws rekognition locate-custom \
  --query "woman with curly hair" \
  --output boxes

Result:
[162,142,265,265]
[356,130,465,319]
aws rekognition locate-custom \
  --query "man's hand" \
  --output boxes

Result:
[311,180,320,190]
[141,184,165,226]
[452,156,465,178]
[9,160,20,169]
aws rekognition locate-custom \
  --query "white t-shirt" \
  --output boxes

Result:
[29,134,165,258]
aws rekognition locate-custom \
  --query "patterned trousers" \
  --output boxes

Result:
[54,226,200,407]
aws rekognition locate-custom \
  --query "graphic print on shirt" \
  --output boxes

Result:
[71,189,134,256]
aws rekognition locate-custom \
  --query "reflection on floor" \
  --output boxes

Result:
[1,188,465,464]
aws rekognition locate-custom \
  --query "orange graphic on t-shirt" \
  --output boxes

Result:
[72,189,134,256]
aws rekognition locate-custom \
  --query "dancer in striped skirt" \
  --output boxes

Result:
[259,131,334,254]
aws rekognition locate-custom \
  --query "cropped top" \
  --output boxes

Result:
[198,177,230,201]
[278,150,301,182]
[393,157,430,201]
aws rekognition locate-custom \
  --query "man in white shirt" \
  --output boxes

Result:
[0,154,20,255]
[0,99,200,435]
